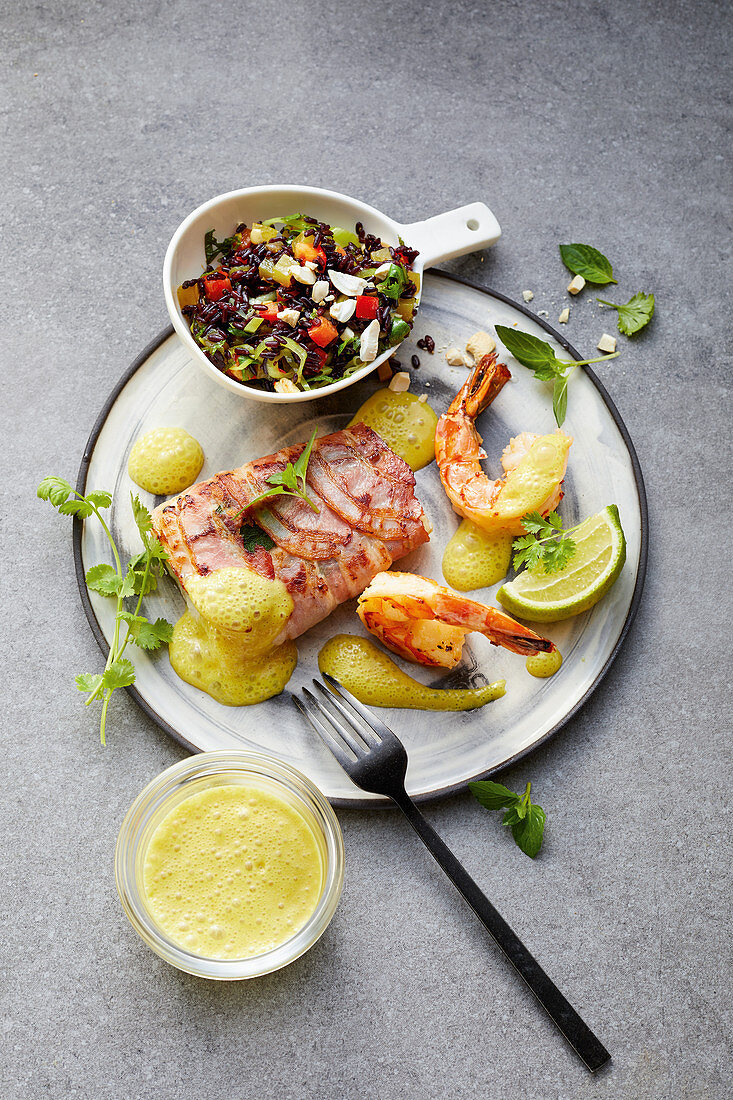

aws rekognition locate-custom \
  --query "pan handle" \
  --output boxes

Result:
[397,203,501,268]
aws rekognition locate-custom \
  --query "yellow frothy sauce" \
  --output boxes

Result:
[169,567,296,706]
[442,520,513,591]
[143,784,324,959]
[319,634,505,711]
[349,388,438,471]
[525,648,563,678]
[128,427,204,495]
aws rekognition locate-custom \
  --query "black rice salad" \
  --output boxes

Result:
[177,214,420,392]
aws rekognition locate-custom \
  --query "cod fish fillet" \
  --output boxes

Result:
[152,423,431,641]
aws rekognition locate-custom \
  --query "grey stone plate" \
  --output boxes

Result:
[74,272,647,806]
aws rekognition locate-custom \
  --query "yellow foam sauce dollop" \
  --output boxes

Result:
[525,648,563,678]
[186,568,293,653]
[143,784,324,959]
[442,519,513,591]
[480,433,572,532]
[349,389,438,471]
[169,567,296,706]
[318,634,505,711]
[128,427,204,495]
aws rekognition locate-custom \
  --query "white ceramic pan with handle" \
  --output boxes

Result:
[163,184,501,403]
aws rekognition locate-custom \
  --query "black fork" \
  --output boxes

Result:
[294,674,610,1075]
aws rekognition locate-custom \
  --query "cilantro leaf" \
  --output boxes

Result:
[511,511,578,575]
[468,780,520,811]
[471,779,546,858]
[85,489,112,510]
[130,493,154,541]
[240,524,276,553]
[102,659,136,691]
[86,563,124,596]
[559,243,617,285]
[76,672,103,694]
[597,292,655,336]
[37,476,74,507]
[40,477,175,743]
[120,614,173,651]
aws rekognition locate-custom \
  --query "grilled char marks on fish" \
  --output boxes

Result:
[151,425,430,641]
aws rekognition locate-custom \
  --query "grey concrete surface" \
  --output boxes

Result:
[2,1,731,1097]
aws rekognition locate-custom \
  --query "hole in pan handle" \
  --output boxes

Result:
[397,203,501,268]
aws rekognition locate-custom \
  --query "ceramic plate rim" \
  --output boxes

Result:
[72,270,648,806]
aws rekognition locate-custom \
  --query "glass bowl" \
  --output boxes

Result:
[115,751,344,979]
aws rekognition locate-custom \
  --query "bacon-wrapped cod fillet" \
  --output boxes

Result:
[152,424,431,642]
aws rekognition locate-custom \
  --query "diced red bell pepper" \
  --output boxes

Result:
[355,295,379,320]
[203,273,231,301]
[254,301,279,322]
[308,317,339,347]
[294,238,327,267]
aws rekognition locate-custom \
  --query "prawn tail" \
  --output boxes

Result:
[482,607,555,655]
[462,353,512,421]
[436,592,554,655]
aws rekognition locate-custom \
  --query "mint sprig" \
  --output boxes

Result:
[37,478,172,744]
[469,780,546,858]
[236,427,320,515]
[495,325,618,427]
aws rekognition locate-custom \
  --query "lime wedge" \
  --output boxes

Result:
[496,505,626,622]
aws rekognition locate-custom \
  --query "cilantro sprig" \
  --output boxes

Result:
[597,291,655,336]
[236,427,320,516]
[495,325,619,427]
[469,779,546,858]
[511,510,581,574]
[37,478,173,744]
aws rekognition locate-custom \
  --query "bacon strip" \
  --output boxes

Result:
[152,424,430,642]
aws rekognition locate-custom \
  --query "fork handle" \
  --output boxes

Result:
[392,791,610,1074]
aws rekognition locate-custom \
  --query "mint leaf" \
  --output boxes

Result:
[473,777,547,858]
[552,375,569,427]
[240,524,275,552]
[510,804,546,859]
[597,292,655,336]
[469,780,520,811]
[559,243,617,285]
[293,427,318,486]
[495,326,562,373]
